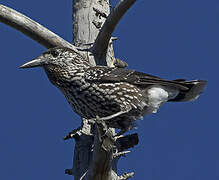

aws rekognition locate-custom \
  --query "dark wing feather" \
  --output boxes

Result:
[85,66,189,90]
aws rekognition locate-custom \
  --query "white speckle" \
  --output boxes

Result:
[116,99,122,103]
[118,92,123,95]
[80,83,90,90]
[92,84,97,88]
[89,87,94,91]
[123,101,128,106]
[104,83,115,87]
[95,92,100,96]
[71,76,82,81]
[124,94,134,99]
[109,89,114,94]
[98,88,105,93]
[110,95,116,99]
[120,97,125,101]
[131,103,137,109]
[133,96,138,99]
[76,72,84,76]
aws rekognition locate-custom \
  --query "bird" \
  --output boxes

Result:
[20,47,207,134]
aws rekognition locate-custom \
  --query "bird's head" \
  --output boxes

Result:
[20,47,89,87]
[19,47,80,69]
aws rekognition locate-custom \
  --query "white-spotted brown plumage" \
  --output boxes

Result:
[20,47,207,133]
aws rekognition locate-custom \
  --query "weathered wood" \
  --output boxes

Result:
[0,4,76,50]
[92,0,136,62]
[85,123,115,180]
[73,0,115,66]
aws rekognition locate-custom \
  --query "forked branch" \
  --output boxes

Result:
[91,0,136,59]
[0,4,77,51]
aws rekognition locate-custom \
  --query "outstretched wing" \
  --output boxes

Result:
[84,66,189,90]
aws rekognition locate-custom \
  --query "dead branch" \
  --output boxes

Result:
[91,0,136,59]
[0,4,77,51]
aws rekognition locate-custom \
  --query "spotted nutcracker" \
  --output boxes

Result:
[20,47,207,133]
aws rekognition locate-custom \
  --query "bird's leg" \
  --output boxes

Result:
[98,111,124,121]
[95,106,132,121]
[87,106,131,123]
[87,106,132,136]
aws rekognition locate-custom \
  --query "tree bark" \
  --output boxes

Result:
[72,0,115,67]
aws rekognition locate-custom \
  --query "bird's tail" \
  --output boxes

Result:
[168,79,207,102]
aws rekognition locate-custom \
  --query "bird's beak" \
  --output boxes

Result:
[19,58,45,68]
[19,58,46,69]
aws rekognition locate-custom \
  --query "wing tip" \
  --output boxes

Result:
[169,79,207,102]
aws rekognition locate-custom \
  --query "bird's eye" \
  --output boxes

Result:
[51,50,59,58]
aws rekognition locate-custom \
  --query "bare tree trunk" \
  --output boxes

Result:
[68,1,116,179]
[72,0,115,66]
[65,1,137,179]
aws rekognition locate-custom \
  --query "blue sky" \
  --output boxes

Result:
[0,0,218,179]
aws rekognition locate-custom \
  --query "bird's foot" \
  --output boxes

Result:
[95,116,114,139]
[63,127,81,140]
